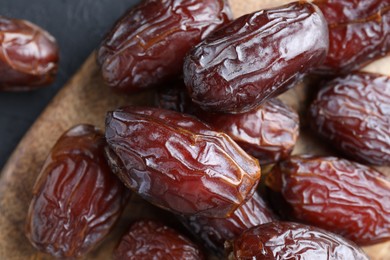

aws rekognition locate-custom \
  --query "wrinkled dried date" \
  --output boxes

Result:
[310,72,390,165]
[181,192,275,253]
[155,86,299,165]
[199,99,299,165]
[0,16,59,91]
[25,125,129,258]
[113,220,203,259]
[97,0,232,92]
[313,0,390,24]
[229,222,369,259]
[183,1,329,113]
[314,0,390,74]
[105,106,261,217]
[266,156,390,245]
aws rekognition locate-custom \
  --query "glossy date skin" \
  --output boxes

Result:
[113,220,203,260]
[0,16,59,91]
[181,192,275,253]
[266,156,390,245]
[310,72,390,165]
[183,2,329,113]
[155,86,299,165]
[105,106,261,217]
[229,222,369,260]
[313,0,390,24]
[97,0,232,92]
[313,1,390,74]
[25,125,129,258]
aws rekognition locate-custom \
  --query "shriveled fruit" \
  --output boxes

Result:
[105,106,261,217]
[313,1,390,74]
[183,1,329,113]
[25,124,129,258]
[181,192,275,253]
[0,16,59,91]
[155,86,299,165]
[113,220,203,260]
[266,156,390,245]
[229,222,369,260]
[97,0,232,92]
[310,72,390,165]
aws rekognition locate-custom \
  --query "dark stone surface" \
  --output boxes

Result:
[0,0,140,169]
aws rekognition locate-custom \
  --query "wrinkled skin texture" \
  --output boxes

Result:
[183,2,329,113]
[0,16,59,91]
[181,192,275,253]
[105,106,261,217]
[266,156,390,245]
[97,0,232,92]
[313,0,390,74]
[113,220,203,260]
[25,125,129,258]
[155,86,299,165]
[310,72,390,165]
[199,99,299,165]
[314,0,390,24]
[230,222,369,260]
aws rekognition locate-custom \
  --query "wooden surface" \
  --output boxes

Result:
[0,0,389,259]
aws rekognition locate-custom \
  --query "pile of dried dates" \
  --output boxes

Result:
[4,0,389,259]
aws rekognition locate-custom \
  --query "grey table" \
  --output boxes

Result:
[0,0,139,169]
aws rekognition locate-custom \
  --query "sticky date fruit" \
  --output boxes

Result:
[183,1,329,113]
[199,99,299,166]
[97,0,232,92]
[266,156,390,245]
[105,106,261,217]
[113,220,203,260]
[155,86,299,165]
[181,192,275,253]
[229,222,369,260]
[313,0,390,24]
[310,72,390,165]
[0,16,59,91]
[313,1,390,74]
[25,124,129,258]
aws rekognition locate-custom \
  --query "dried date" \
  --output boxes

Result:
[313,1,390,74]
[0,16,59,91]
[97,0,232,92]
[229,221,369,259]
[25,124,129,258]
[183,2,329,113]
[105,106,261,217]
[310,72,390,165]
[313,0,390,24]
[181,192,275,253]
[155,86,299,165]
[199,98,299,165]
[113,220,203,259]
[266,156,390,245]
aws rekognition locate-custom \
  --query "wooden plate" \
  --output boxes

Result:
[0,0,389,259]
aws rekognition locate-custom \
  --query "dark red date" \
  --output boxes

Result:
[199,98,299,165]
[105,106,261,217]
[266,156,390,245]
[314,0,390,24]
[229,222,369,259]
[181,192,275,253]
[0,16,59,91]
[25,125,129,258]
[97,0,232,92]
[183,2,329,113]
[113,220,203,260]
[155,86,299,165]
[314,1,390,74]
[310,72,390,165]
